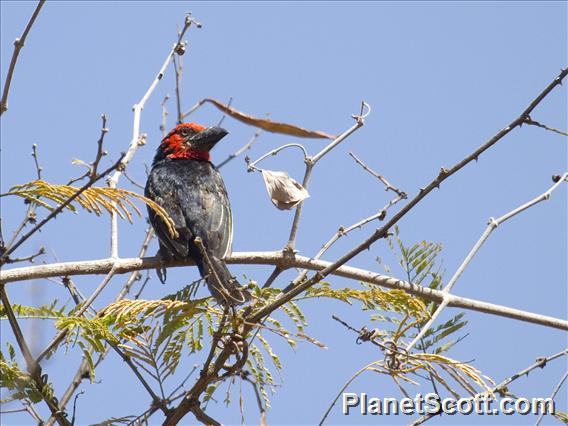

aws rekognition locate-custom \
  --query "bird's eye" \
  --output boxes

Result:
[179,127,191,136]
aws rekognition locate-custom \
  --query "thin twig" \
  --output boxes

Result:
[287,102,370,251]
[3,246,45,264]
[46,228,157,426]
[259,102,370,288]
[0,407,28,414]
[32,143,43,179]
[406,173,568,351]
[180,99,205,119]
[160,95,170,137]
[248,68,568,323]
[0,287,71,425]
[216,96,233,127]
[246,143,309,172]
[240,371,267,425]
[216,128,263,169]
[167,365,199,400]
[319,359,381,425]
[535,370,568,426]
[5,206,37,251]
[0,0,46,115]
[349,151,406,197]
[410,349,568,425]
[1,155,124,264]
[116,227,154,300]
[3,143,47,253]
[122,170,145,190]
[68,115,109,186]
[524,117,568,137]
[35,266,118,363]
[172,53,183,124]
[107,13,197,258]
[283,161,406,292]
[25,402,44,424]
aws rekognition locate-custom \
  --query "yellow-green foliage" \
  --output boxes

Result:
[99,298,214,387]
[0,343,43,403]
[0,300,66,320]
[365,350,495,401]
[4,179,177,237]
[305,282,428,320]
[381,227,468,355]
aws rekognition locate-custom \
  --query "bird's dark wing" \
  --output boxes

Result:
[145,159,232,261]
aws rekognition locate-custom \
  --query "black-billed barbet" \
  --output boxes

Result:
[145,123,251,305]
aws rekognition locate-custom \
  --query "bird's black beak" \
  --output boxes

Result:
[190,126,229,152]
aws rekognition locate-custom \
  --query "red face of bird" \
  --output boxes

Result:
[161,123,229,161]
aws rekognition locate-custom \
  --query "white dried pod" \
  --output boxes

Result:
[261,169,310,210]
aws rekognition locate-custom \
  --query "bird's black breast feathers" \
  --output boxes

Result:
[144,158,233,262]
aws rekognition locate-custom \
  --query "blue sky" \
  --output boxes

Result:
[1,1,566,425]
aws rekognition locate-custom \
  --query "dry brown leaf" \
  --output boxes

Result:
[261,169,309,210]
[203,98,335,139]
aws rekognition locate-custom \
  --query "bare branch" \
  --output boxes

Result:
[286,102,369,251]
[46,228,157,426]
[2,246,45,264]
[0,0,46,116]
[524,117,568,137]
[68,114,109,186]
[32,143,43,179]
[246,143,309,172]
[107,13,198,258]
[410,349,568,426]
[249,67,568,323]
[1,155,124,265]
[535,370,568,426]
[3,143,47,254]
[0,287,71,425]
[349,151,406,198]
[216,96,233,127]
[259,102,369,288]
[216,128,263,169]
[172,53,184,124]
[180,99,205,120]
[35,266,118,363]
[240,371,267,425]
[283,152,407,291]
[1,252,567,330]
[160,95,170,137]
[406,172,568,351]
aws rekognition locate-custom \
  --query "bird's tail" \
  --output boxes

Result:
[196,254,251,306]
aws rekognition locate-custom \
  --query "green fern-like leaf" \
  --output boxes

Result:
[387,231,468,355]
[3,179,178,237]
[0,348,43,403]
[0,300,67,320]
[305,282,428,320]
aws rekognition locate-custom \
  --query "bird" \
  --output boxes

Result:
[144,122,251,306]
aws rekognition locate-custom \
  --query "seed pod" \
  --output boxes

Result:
[261,169,309,210]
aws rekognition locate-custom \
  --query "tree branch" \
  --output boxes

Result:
[409,349,568,425]
[535,370,568,426]
[1,252,567,330]
[248,67,568,323]
[106,13,198,258]
[0,0,46,116]
[524,117,568,137]
[406,172,568,351]
[0,287,71,425]
[0,155,124,265]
